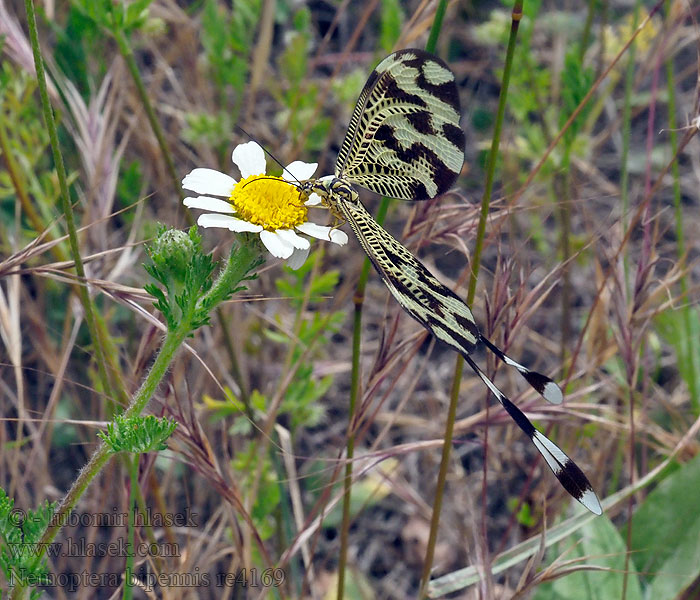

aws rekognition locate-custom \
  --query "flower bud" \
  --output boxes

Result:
[148,228,196,288]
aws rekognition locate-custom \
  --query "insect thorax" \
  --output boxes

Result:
[300,177,358,217]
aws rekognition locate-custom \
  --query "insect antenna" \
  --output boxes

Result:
[234,125,303,185]
[240,176,295,190]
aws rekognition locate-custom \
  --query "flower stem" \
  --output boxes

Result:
[198,239,261,312]
[23,0,120,412]
[10,243,261,600]
[418,2,522,597]
[122,455,138,600]
[15,326,186,592]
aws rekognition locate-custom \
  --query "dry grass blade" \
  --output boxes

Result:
[2,3,700,598]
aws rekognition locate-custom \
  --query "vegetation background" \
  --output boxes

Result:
[1,0,699,598]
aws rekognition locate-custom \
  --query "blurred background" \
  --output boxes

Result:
[1,1,699,598]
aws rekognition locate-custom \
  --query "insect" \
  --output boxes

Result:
[294,49,601,515]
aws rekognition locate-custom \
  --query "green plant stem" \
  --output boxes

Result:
[10,244,261,600]
[557,146,573,364]
[16,326,186,588]
[335,297,362,600]
[620,0,641,289]
[198,241,262,323]
[424,0,448,55]
[122,456,138,600]
[2,116,129,407]
[579,0,596,61]
[336,4,450,594]
[419,2,522,597]
[664,1,698,414]
[23,0,118,408]
[113,28,187,210]
[620,10,641,595]
[336,198,390,599]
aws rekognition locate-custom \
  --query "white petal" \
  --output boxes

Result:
[275,229,310,250]
[260,230,294,259]
[197,214,238,229]
[286,247,310,270]
[197,214,262,232]
[283,160,317,183]
[232,141,267,178]
[226,219,264,233]
[329,229,348,245]
[295,221,334,241]
[182,168,236,196]
[184,196,235,214]
[304,193,323,206]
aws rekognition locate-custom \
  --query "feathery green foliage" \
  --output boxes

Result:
[0,489,55,599]
[97,415,177,454]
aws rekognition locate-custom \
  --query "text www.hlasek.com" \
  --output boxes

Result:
[8,537,180,559]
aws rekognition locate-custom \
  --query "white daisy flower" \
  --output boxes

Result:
[182,141,348,269]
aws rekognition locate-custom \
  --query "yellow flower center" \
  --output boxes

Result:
[230,174,308,230]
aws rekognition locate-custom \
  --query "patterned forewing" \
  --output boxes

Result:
[335,49,465,201]
[336,197,479,355]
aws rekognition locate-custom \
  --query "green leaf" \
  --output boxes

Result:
[559,48,594,145]
[124,0,153,30]
[199,0,261,124]
[229,416,253,436]
[292,5,311,31]
[380,0,403,53]
[98,415,177,454]
[279,31,309,90]
[281,365,331,428]
[0,489,23,580]
[655,307,700,412]
[0,488,55,591]
[230,441,281,541]
[646,516,700,599]
[325,567,374,600]
[630,452,700,596]
[507,498,535,528]
[182,110,233,150]
[320,458,398,529]
[50,5,100,97]
[144,225,224,330]
[533,514,642,600]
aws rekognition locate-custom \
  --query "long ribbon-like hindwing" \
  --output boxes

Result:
[298,49,602,515]
[337,198,479,356]
[338,198,602,516]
